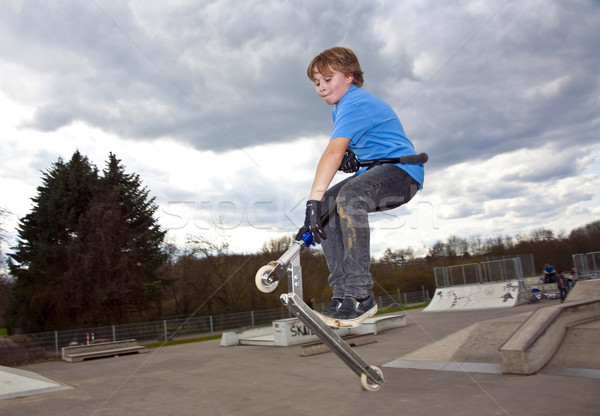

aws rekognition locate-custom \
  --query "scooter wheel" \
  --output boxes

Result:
[360,366,384,392]
[255,265,279,293]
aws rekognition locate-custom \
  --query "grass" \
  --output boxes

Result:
[0,328,7,336]
[144,334,222,349]
[377,302,429,315]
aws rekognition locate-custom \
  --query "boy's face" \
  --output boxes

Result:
[311,66,353,105]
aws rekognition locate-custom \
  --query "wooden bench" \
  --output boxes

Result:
[62,339,148,362]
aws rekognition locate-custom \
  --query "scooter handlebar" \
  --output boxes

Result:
[358,152,428,167]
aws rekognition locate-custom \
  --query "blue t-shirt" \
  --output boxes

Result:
[331,85,424,187]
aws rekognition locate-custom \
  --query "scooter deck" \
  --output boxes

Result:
[280,292,384,390]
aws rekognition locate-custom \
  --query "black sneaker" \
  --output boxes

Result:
[330,295,378,328]
[321,298,342,317]
[313,298,342,327]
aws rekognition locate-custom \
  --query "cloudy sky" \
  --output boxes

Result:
[1,0,599,260]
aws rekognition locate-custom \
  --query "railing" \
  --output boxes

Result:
[0,290,429,365]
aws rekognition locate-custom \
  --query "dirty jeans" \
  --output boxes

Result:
[320,165,419,300]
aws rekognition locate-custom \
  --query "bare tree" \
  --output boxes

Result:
[185,229,253,314]
[261,234,294,255]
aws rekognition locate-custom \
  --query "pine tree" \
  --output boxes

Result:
[6,152,166,332]
[7,151,99,332]
[69,153,167,324]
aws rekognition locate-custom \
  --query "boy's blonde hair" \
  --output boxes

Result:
[307,47,364,88]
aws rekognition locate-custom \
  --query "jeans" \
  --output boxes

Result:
[320,165,419,300]
[559,287,568,302]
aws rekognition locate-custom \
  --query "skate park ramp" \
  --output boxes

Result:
[0,365,72,400]
[386,309,600,377]
[540,279,600,377]
[386,312,529,374]
[542,319,600,377]
[424,279,527,311]
[387,279,600,377]
[565,278,600,302]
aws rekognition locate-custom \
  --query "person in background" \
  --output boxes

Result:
[543,263,556,283]
[567,267,578,289]
[556,270,568,303]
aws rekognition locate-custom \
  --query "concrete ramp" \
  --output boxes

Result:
[424,279,527,311]
[566,279,600,302]
[385,304,600,378]
[385,312,531,374]
[0,366,72,400]
[545,320,600,369]
[500,298,600,375]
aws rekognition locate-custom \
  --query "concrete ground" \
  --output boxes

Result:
[1,301,599,416]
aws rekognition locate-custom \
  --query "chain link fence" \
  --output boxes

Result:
[572,251,600,277]
[434,257,524,288]
[486,254,535,277]
[0,290,429,365]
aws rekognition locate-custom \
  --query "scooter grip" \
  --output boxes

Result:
[301,232,315,247]
[399,152,428,165]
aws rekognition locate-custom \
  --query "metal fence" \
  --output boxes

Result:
[434,263,481,287]
[572,251,600,276]
[434,257,524,288]
[486,253,535,277]
[481,257,524,282]
[0,290,429,365]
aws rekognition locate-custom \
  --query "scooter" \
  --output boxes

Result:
[255,153,428,391]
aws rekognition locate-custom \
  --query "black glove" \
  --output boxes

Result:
[338,148,359,173]
[295,200,327,244]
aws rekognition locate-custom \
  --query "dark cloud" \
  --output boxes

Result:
[0,1,418,155]
[2,0,598,171]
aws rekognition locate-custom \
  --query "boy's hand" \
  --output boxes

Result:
[295,200,327,244]
[338,148,359,173]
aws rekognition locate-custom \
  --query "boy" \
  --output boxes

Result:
[296,47,424,327]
